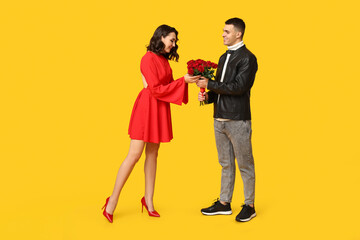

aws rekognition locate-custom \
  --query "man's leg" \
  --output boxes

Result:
[200,120,234,216]
[215,120,236,203]
[227,120,255,205]
[226,120,256,222]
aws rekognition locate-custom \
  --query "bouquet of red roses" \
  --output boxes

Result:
[187,59,218,105]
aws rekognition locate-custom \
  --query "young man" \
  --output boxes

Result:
[197,18,258,222]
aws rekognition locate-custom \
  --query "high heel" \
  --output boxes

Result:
[141,196,160,217]
[102,197,113,223]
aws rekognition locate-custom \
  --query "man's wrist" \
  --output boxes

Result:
[206,79,213,90]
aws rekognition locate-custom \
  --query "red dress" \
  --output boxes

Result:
[128,51,188,143]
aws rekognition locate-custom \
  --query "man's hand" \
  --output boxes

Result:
[198,91,208,102]
[196,77,209,88]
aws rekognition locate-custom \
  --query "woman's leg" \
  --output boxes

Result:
[144,142,160,211]
[106,139,145,214]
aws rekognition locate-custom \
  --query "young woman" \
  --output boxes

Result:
[102,25,199,222]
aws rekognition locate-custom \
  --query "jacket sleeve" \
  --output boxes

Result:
[141,54,188,105]
[207,56,257,96]
[206,90,217,104]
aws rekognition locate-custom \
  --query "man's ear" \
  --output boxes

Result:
[237,31,243,39]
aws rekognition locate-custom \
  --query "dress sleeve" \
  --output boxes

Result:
[140,53,188,105]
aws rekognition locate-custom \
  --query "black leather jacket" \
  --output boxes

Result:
[207,45,258,120]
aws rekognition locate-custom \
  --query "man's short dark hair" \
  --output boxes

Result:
[225,18,245,38]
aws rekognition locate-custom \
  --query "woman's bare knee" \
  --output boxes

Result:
[125,139,145,164]
[127,151,142,163]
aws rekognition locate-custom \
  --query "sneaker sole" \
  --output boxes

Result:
[236,212,256,222]
[201,211,232,216]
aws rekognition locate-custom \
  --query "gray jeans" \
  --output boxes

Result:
[214,119,255,205]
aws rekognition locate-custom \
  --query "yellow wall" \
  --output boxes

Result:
[1,0,360,239]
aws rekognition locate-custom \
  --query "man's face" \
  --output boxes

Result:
[222,24,242,46]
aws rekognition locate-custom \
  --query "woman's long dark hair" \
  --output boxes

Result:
[147,24,179,61]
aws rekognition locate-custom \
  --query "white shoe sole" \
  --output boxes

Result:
[201,211,232,216]
[236,212,256,222]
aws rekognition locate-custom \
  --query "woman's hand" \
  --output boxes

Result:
[184,74,200,83]
[198,91,208,102]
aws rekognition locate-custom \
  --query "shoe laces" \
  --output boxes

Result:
[241,204,253,210]
[212,198,220,205]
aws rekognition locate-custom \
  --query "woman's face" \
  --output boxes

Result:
[161,32,177,53]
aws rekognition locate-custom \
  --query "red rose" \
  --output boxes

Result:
[196,59,203,65]
[188,68,194,75]
[198,65,205,73]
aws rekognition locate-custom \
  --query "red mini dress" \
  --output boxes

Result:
[128,51,188,143]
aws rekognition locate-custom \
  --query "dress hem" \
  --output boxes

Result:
[129,135,172,144]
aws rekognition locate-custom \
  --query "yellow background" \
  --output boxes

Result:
[1,0,360,239]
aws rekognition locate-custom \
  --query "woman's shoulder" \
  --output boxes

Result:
[141,52,156,67]
[142,51,158,61]
[141,51,166,66]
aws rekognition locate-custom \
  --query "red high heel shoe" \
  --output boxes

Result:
[141,197,160,217]
[102,197,113,223]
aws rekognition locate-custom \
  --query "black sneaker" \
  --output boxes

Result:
[201,199,232,215]
[235,204,256,222]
